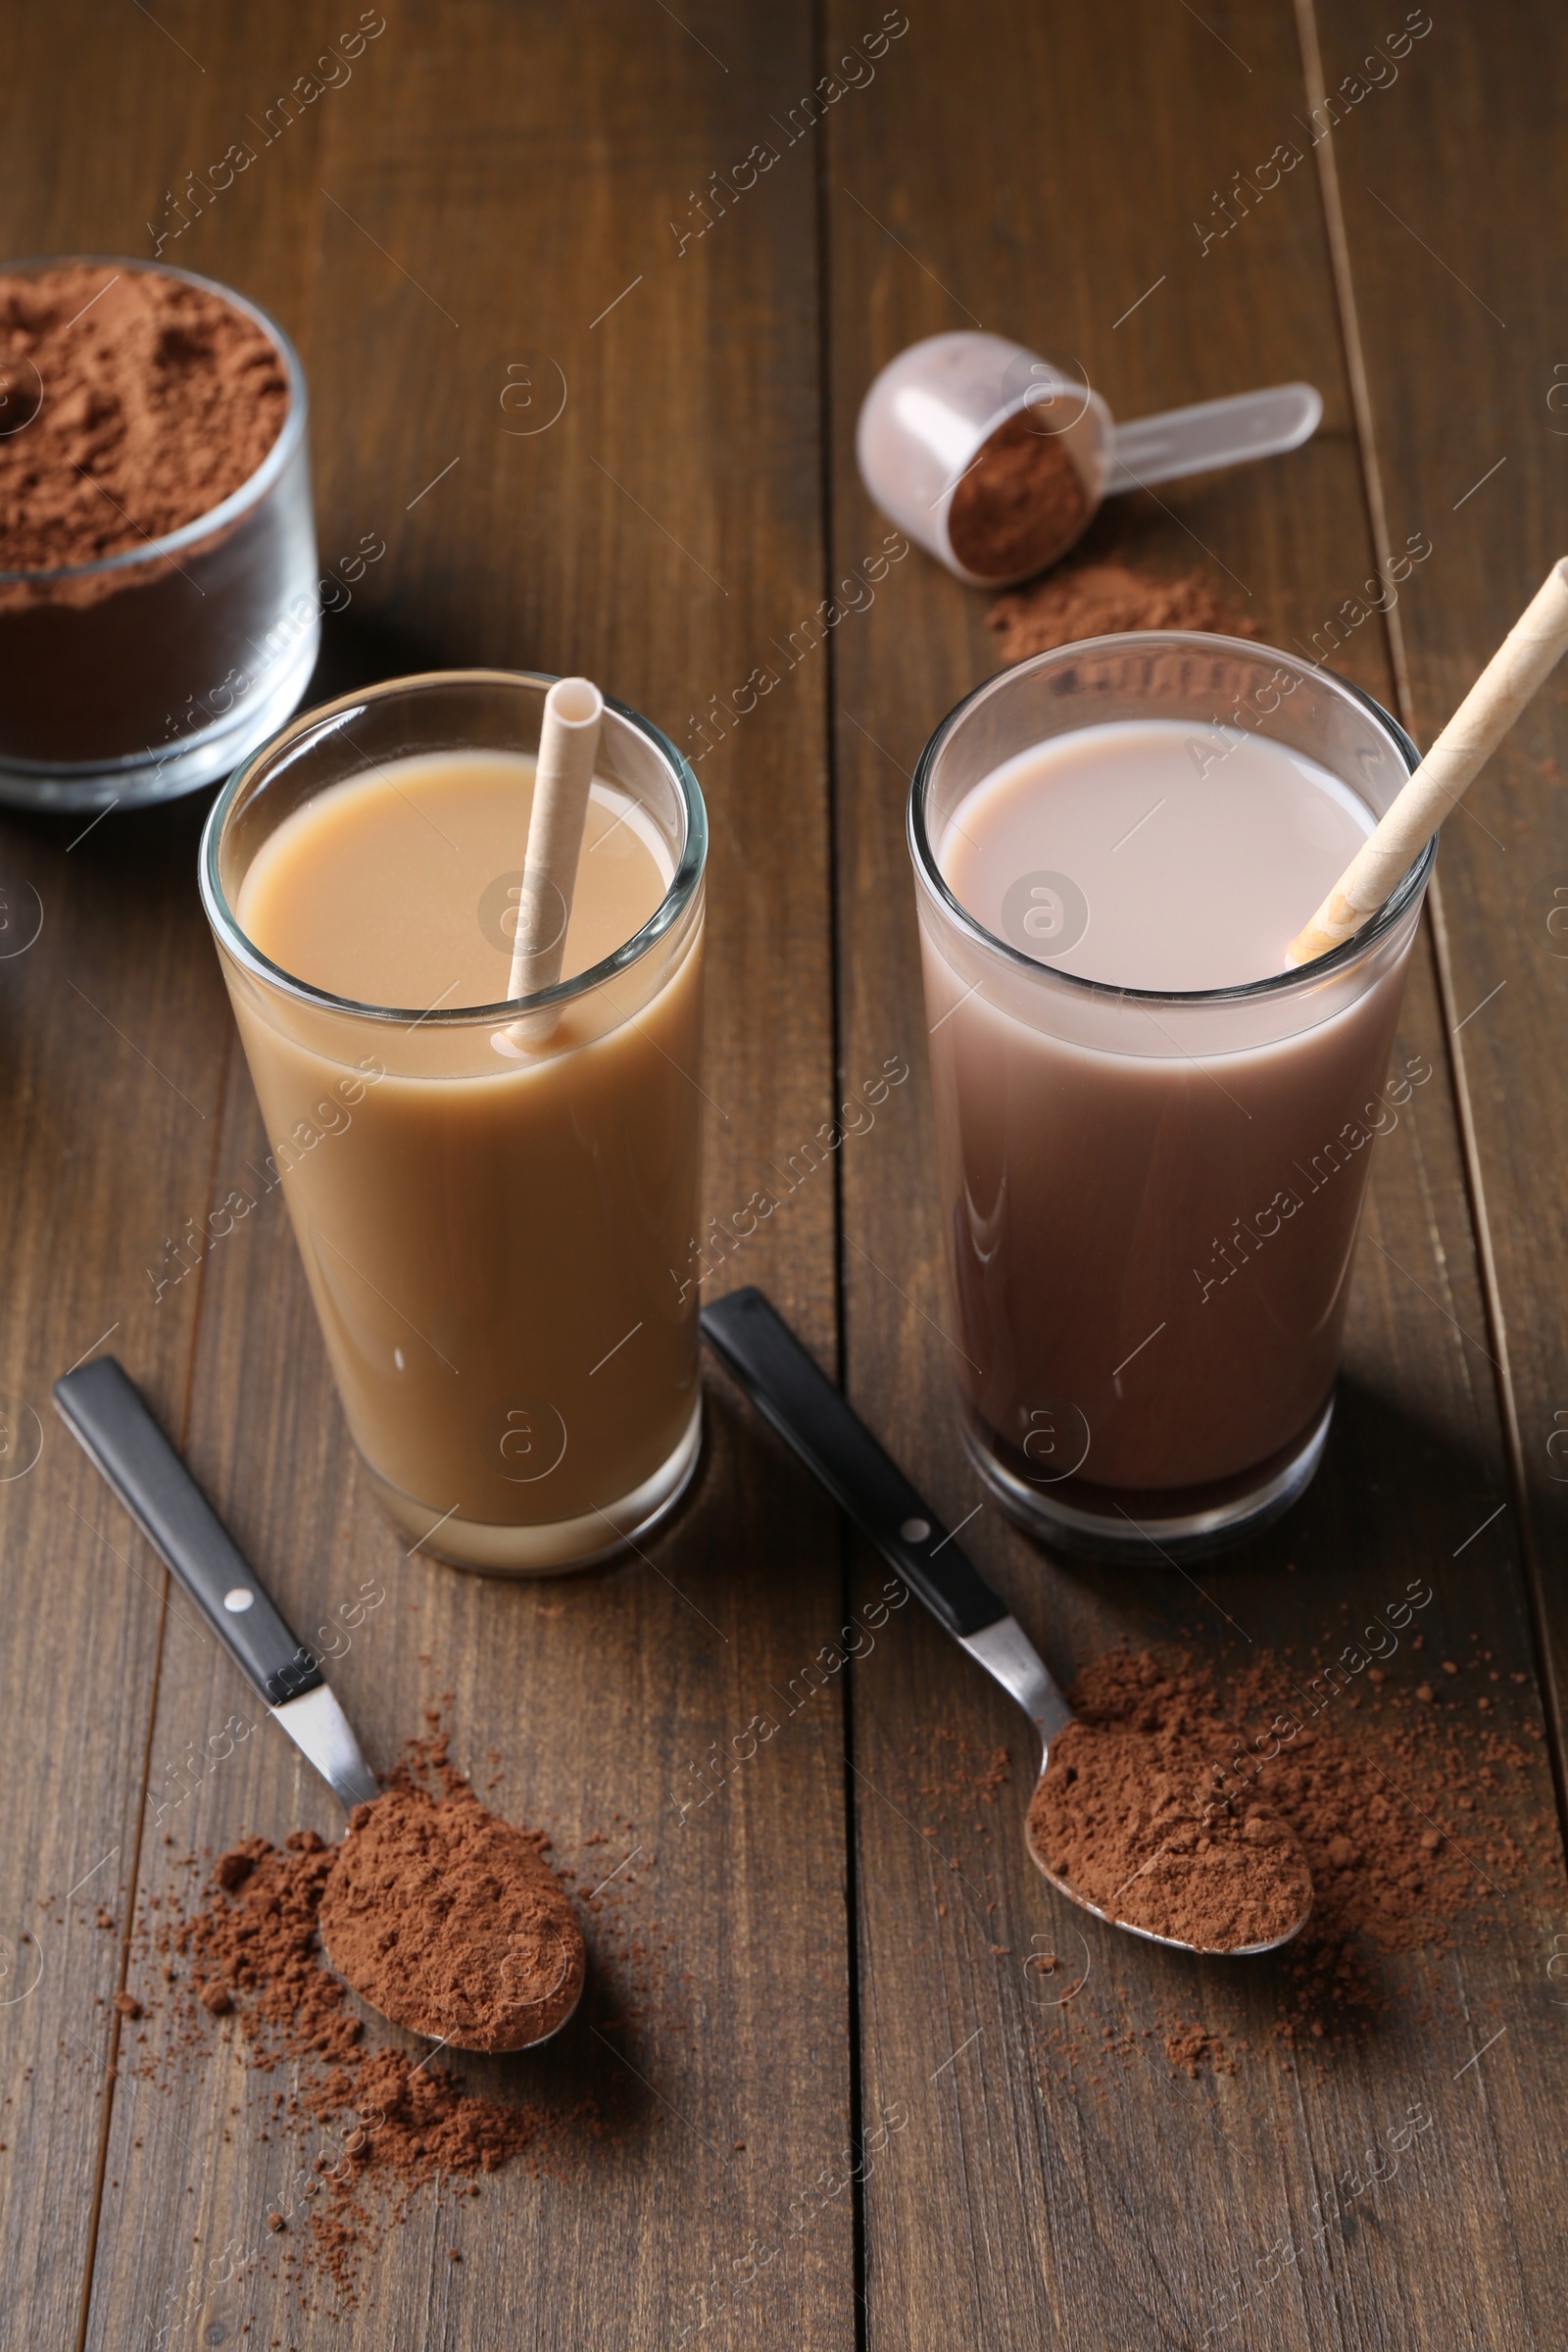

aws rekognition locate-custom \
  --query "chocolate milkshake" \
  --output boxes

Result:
[909,635,1433,1559]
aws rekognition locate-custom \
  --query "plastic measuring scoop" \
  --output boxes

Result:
[857,330,1322,588]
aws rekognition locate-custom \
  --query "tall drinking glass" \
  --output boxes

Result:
[201,671,707,1574]
[908,633,1433,1561]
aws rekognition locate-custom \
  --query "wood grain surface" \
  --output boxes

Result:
[1306,0,1568,1749]
[0,16,335,2347]
[826,3,1567,2348]
[0,2,1562,2347]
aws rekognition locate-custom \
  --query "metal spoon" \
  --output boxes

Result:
[53,1355,584,2049]
[701,1288,1311,1958]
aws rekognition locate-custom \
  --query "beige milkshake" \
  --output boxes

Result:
[203,676,707,1572]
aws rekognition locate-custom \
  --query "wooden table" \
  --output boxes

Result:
[4,5,1565,2344]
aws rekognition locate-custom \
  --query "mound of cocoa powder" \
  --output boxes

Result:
[0,263,288,571]
[1052,1645,1548,2040]
[987,557,1254,663]
[318,1750,585,2051]
[1067,1644,1517,1953]
[1014,1642,1555,2107]
[1028,1716,1312,1951]
[156,1726,602,2303]
[948,409,1095,580]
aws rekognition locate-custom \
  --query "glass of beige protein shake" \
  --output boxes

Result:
[200,670,707,1574]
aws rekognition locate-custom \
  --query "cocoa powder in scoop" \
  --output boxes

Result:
[1065,1642,1507,1960]
[0,263,288,571]
[1022,1641,1552,2105]
[948,409,1095,580]
[1043,1644,1546,2029]
[172,1829,591,2301]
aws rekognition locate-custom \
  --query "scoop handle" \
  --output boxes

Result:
[1103,381,1321,494]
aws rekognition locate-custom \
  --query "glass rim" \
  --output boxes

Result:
[199,667,708,1027]
[907,628,1435,1007]
[0,252,308,587]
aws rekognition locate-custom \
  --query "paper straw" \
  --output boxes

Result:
[1289,559,1568,965]
[496,676,604,1054]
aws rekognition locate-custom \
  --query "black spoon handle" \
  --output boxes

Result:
[700,1286,1007,1641]
[53,1356,322,1706]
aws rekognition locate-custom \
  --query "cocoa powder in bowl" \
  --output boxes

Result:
[0,259,307,781]
[0,262,288,573]
[319,1771,585,2052]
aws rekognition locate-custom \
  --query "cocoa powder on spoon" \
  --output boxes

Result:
[1028,1718,1314,1952]
[318,1762,584,2053]
[147,1723,602,2305]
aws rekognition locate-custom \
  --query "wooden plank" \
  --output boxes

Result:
[0,13,334,2348]
[77,5,854,2349]
[1302,0,1568,1745]
[824,2,1566,2345]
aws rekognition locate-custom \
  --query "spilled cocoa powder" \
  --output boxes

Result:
[948,408,1095,580]
[912,1728,1014,1927]
[1161,2019,1237,2080]
[319,1746,585,2051]
[0,264,289,572]
[987,556,1254,663]
[148,1723,604,2304]
[1066,1645,1517,1956]
[989,1639,1565,2126]
[1028,1715,1312,1952]
[1054,1645,1549,2051]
